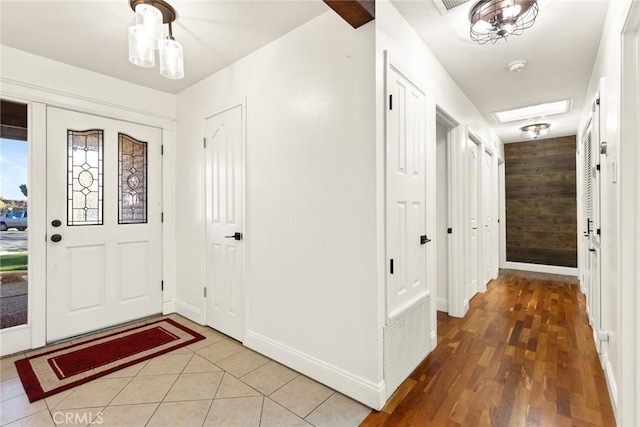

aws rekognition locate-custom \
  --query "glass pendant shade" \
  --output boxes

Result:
[135,3,163,48]
[159,38,184,79]
[128,26,155,68]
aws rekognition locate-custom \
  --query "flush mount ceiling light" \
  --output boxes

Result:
[520,123,550,139]
[128,0,184,79]
[469,0,539,45]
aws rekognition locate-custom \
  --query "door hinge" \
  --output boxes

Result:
[161,145,164,155]
[596,98,600,105]
[389,94,393,110]
[390,259,394,274]
[203,287,207,297]
[596,164,600,171]
[161,212,164,223]
[597,228,601,235]
[203,137,207,148]
[447,228,452,234]
[161,280,164,291]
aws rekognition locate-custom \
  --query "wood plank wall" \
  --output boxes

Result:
[504,136,577,267]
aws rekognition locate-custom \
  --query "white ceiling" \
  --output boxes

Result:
[1,1,607,142]
[392,0,608,143]
[0,0,328,95]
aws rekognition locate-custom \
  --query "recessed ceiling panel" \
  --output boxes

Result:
[493,99,571,124]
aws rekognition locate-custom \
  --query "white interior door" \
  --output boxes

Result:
[205,104,244,341]
[386,66,428,318]
[466,139,479,302]
[483,149,492,285]
[46,107,162,342]
[586,93,603,352]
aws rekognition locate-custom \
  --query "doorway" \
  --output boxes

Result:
[466,137,480,305]
[435,119,450,313]
[482,148,493,285]
[204,103,245,342]
[45,107,163,342]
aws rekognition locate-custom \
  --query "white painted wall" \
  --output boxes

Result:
[577,0,637,424]
[175,12,382,408]
[436,121,449,311]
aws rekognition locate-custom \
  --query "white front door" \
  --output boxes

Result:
[386,66,428,318]
[204,104,244,341]
[466,140,479,302]
[483,150,492,285]
[46,107,162,342]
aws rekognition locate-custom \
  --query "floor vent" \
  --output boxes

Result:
[384,294,432,396]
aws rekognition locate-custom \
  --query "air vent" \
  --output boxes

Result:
[432,0,472,14]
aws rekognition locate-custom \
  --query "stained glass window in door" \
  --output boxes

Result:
[118,133,147,224]
[67,129,103,225]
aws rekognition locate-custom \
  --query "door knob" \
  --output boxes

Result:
[225,232,243,241]
[51,219,62,227]
[51,234,62,242]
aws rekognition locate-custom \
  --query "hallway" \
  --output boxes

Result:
[362,270,615,426]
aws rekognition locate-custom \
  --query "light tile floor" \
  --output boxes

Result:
[0,314,371,427]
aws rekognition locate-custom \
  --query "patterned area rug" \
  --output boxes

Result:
[15,318,205,402]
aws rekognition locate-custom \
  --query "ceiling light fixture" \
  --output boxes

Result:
[128,0,184,79]
[469,0,539,45]
[520,123,550,139]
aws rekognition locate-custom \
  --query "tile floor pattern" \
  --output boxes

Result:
[0,314,371,426]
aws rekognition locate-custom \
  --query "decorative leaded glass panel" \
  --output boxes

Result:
[118,133,147,224]
[67,129,103,225]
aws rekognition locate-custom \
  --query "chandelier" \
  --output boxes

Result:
[128,0,184,79]
[469,0,539,45]
[520,123,550,139]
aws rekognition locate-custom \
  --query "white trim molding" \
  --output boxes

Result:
[504,261,578,277]
[245,330,386,410]
[174,300,202,325]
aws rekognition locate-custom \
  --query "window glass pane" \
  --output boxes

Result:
[119,133,147,224]
[67,129,103,225]
[1,99,28,329]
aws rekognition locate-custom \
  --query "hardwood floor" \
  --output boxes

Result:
[361,269,615,427]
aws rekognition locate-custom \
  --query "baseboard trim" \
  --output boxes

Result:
[0,324,31,356]
[244,330,385,410]
[436,297,448,313]
[504,261,577,276]
[602,352,618,417]
[162,301,176,315]
[174,300,202,324]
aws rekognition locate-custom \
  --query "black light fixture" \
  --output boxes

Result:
[128,0,184,79]
[520,123,550,139]
[469,0,539,45]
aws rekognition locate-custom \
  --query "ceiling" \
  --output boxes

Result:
[392,0,608,143]
[1,1,607,142]
[0,1,328,95]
